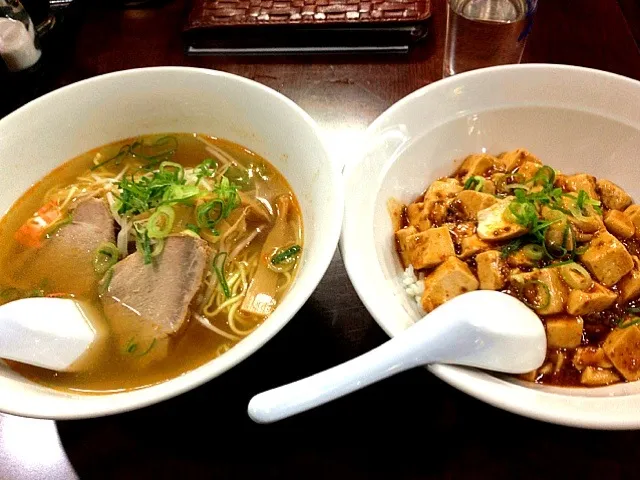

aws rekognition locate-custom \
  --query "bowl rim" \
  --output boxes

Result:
[0,66,344,419]
[341,63,640,430]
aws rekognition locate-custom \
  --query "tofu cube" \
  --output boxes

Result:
[564,173,599,200]
[453,190,498,220]
[597,179,632,211]
[604,210,635,239]
[510,267,568,315]
[406,202,431,232]
[421,179,462,225]
[506,249,537,268]
[603,326,640,381]
[456,154,500,180]
[395,226,418,268]
[515,160,543,181]
[477,197,528,241]
[619,256,640,303]
[566,283,617,316]
[459,234,490,260]
[498,149,541,172]
[426,200,449,224]
[580,366,620,386]
[476,250,506,290]
[562,196,603,234]
[572,346,613,371]
[421,257,479,312]
[405,226,455,270]
[579,229,634,286]
[545,315,584,348]
[481,179,496,195]
[625,205,640,238]
[387,198,405,233]
[424,178,463,204]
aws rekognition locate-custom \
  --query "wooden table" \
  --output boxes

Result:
[1,1,640,478]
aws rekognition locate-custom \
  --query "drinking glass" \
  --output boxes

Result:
[443,0,538,77]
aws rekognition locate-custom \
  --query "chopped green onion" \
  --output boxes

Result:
[627,307,640,313]
[186,223,200,234]
[123,337,157,356]
[212,252,231,298]
[522,244,545,261]
[194,158,217,184]
[575,189,602,212]
[530,166,556,186]
[124,337,137,354]
[137,230,153,265]
[195,176,240,231]
[213,176,241,214]
[159,161,184,182]
[521,280,551,310]
[131,136,178,169]
[138,338,156,356]
[506,200,537,226]
[91,144,131,171]
[151,238,165,257]
[464,176,485,192]
[505,183,530,191]
[559,262,592,290]
[575,245,589,256]
[542,259,575,269]
[92,136,178,172]
[196,199,224,230]
[501,238,525,258]
[618,317,640,329]
[544,220,570,258]
[181,229,201,239]
[225,165,253,190]
[116,159,188,215]
[44,215,72,238]
[98,268,114,295]
[147,205,175,239]
[93,242,119,275]
[271,245,302,265]
[575,190,589,211]
[161,184,201,204]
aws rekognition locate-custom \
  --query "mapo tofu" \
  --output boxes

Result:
[393,149,640,387]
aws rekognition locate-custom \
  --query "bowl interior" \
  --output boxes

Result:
[0,67,342,419]
[343,65,640,429]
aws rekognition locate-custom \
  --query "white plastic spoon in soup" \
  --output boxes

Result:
[0,297,99,372]
[248,290,546,423]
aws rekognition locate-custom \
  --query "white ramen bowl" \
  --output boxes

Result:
[0,67,343,419]
[342,64,640,430]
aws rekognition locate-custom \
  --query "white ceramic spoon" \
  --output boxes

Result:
[0,297,98,371]
[248,290,546,423]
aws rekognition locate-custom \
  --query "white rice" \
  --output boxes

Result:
[401,265,425,309]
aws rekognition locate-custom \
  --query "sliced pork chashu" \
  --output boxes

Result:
[14,198,115,296]
[100,235,209,358]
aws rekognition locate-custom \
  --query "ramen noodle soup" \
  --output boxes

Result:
[0,133,303,393]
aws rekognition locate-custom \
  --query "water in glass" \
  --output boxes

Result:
[443,0,535,77]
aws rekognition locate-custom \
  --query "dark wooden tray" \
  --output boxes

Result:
[184,0,431,54]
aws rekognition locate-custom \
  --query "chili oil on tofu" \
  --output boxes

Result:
[391,148,640,387]
[0,133,303,393]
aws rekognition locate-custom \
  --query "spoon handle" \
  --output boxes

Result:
[248,316,458,423]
